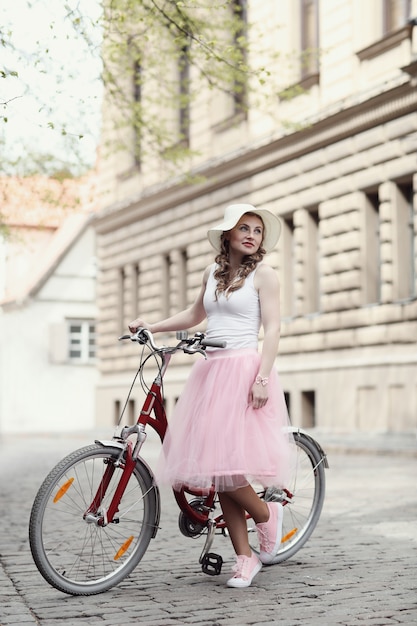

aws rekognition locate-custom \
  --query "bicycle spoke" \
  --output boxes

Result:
[259,433,326,562]
[30,445,157,594]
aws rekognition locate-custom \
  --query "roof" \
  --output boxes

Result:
[0,174,98,307]
[0,175,96,228]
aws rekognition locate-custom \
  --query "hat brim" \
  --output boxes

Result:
[207,205,281,253]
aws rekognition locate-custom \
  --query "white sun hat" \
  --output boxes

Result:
[207,204,282,253]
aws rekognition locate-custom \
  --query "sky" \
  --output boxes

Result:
[1,0,103,175]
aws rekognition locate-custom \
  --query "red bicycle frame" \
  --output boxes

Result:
[85,350,222,530]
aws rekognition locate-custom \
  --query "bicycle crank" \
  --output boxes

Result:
[199,518,223,574]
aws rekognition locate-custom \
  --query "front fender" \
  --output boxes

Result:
[95,439,125,451]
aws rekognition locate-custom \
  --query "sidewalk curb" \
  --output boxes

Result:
[316,432,417,459]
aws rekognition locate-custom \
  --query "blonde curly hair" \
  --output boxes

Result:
[213,213,266,298]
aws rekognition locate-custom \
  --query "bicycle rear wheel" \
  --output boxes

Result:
[261,431,327,563]
[29,444,159,595]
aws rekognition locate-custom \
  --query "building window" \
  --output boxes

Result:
[114,399,121,426]
[68,320,96,362]
[305,208,320,313]
[161,253,171,317]
[128,399,136,425]
[233,0,248,113]
[284,391,291,422]
[117,266,126,334]
[395,183,415,299]
[383,0,411,34]
[363,192,381,304]
[131,263,140,320]
[300,0,320,83]
[114,398,136,426]
[282,216,296,318]
[301,390,316,428]
[132,59,142,166]
[178,45,190,145]
[357,0,412,62]
[178,249,188,310]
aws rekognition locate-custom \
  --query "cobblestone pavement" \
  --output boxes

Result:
[0,431,416,626]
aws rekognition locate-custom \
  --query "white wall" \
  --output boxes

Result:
[0,226,98,435]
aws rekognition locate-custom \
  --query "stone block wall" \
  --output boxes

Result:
[94,2,417,434]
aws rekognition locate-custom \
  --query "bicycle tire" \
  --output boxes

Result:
[260,431,326,563]
[29,444,159,595]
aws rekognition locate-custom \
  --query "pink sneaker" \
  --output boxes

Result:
[256,502,284,564]
[226,552,262,588]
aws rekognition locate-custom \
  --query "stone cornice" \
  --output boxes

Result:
[401,59,417,86]
[356,24,413,61]
[94,80,417,234]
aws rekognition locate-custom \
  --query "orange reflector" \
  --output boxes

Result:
[281,528,297,543]
[114,536,134,561]
[53,478,75,503]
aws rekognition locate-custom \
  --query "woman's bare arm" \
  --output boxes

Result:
[128,265,211,334]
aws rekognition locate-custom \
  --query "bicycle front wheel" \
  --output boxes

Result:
[262,431,327,563]
[29,444,159,595]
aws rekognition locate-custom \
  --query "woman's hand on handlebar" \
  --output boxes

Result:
[128,318,152,333]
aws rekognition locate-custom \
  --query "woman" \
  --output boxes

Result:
[129,203,292,588]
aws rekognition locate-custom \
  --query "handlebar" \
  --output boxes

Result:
[118,328,226,355]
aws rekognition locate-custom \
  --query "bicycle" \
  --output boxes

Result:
[29,329,329,596]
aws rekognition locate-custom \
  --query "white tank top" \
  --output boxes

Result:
[203,264,261,350]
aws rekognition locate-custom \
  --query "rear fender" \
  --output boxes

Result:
[286,427,329,469]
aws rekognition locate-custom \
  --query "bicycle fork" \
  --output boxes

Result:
[84,440,138,527]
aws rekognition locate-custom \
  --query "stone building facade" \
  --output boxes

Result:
[94,0,417,434]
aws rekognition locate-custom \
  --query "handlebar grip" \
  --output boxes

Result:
[201,339,227,349]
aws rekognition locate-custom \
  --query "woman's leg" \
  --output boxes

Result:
[219,492,251,556]
[219,485,269,556]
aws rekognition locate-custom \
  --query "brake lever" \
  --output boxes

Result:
[117,331,147,344]
[183,345,206,357]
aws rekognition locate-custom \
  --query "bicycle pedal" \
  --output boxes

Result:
[201,552,223,576]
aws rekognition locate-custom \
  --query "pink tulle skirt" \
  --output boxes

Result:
[155,349,293,493]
